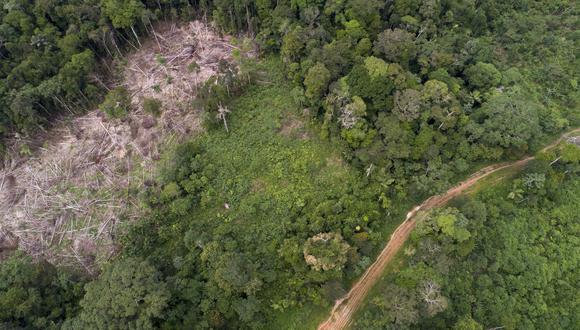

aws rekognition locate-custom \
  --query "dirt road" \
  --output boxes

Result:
[318,128,580,330]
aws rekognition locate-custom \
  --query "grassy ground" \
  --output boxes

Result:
[179,58,366,250]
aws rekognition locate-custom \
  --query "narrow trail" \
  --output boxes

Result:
[318,128,580,330]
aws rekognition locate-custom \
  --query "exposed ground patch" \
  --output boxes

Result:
[0,21,242,270]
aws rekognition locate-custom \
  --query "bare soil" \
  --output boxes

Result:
[318,128,580,330]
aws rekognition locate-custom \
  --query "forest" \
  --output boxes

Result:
[0,0,578,329]
[353,144,580,329]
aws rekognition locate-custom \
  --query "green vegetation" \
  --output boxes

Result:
[99,87,131,119]
[353,148,580,329]
[120,60,389,327]
[1,0,579,329]
[0,0,191,155]
[142,97,162,116]
[64,258,169,329]
[0,253,85,329]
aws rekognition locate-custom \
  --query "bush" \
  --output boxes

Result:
[100,87,131,119]
[142,97,162,116]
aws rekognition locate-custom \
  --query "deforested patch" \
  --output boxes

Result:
[0,20,246,270]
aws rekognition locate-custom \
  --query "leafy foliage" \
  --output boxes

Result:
[119,60,388,327]
[0,253,85,329]
[303,232,351,272]
[355,152,580,329]
[464,62,502,90]
[0,0,211,155]
[2,0,579,328]
[99,87,131,119]
[66,258,169,329]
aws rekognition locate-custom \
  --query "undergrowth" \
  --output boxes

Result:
[120,58,394,327]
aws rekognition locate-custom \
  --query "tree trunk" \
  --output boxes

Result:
[150,22,162,52]
[111,32,123,57]
[53,96,74,115]
[131,25,142,48]
[118,30,139,50]
[222,116,229,133]
[102,30,113,57]
[246,5,253,36]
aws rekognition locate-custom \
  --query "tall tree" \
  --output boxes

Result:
[0,252,84,329]
[67,258,169,330]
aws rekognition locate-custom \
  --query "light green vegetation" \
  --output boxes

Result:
[118,59,394,328]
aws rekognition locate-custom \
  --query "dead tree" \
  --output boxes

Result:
[421,280,448,316]
[216,104,231,133]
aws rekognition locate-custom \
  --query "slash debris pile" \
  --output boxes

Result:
[0,21,244,271]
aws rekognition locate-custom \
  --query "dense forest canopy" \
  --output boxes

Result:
[0,0,201,154]
[0,0,578,329]
[354,146,580,329]
[1,0,577,194]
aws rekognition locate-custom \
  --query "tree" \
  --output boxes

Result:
[375,113,413,159]
[453,315,484,330]
[435,210,471,243]
[303,232,350,272]
[394,89,422,121]
[58,50,96,100]
[345,0,384,32]
[338,96,366,129]
[354,282,420,329]
[216,104,231,132]
[304,62,331,101]
[345,57,396,111]
[420,280,448,316]
[0,252,84,329]
[336,20,368,43]
[102,0,146,48]
[373,29,417,67]
[7,86,43,133]
[465,62,502,90]
[382,284,419,326]
[281,27,306,62]
[68,258,169,330]
[421,79,452,106]
[561,143,580,163]
[471,92,541,154]
[102,0,144,30]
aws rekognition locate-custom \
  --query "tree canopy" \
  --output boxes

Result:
[1,0,578,329]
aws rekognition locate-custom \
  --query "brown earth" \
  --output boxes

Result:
[318,128,580,330]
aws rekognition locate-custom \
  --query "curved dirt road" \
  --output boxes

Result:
[318,128,580,330]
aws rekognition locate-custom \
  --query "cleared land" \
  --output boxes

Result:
[0,21,243,271]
